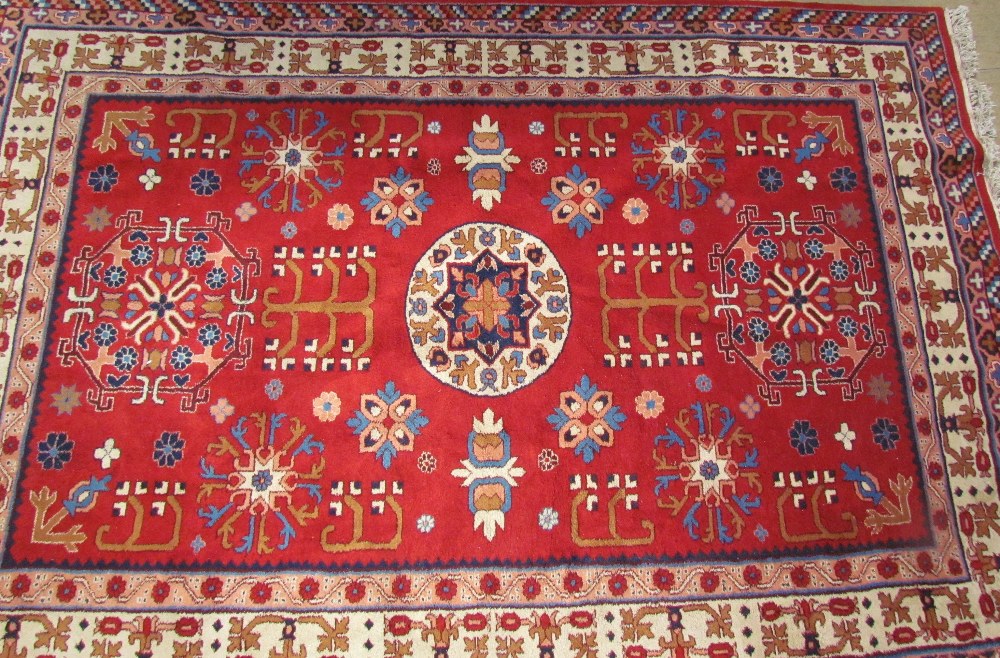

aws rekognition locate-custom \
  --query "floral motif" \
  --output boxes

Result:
[93,437,120,469]
[623,197,649,224]
[789,420,819,456]
[416,514,435,533]
[360,167,433,238]
[757,166,784,193]
[347,381,429,468]
[635,390,665,419]
[653,401,761,544]
[327,203,354,230]
[197,411,325,554]
[451,409,524,541]
[312,391,341,422]
[830,166,858,192]
[407,224,570,396]
[57,211,259,411]
[239,107,347,213]
[871,417,899,450]
[537,448,559,471]
[235,201,257,222]
[548,375,626,463]
[631,108,725,209]
[189,168,221,196]
[538,507,559,530]
[37,432,74,470]
[88,164,119,193]
[210,398,235,424]
[711,204,887,404]
[541,164,614,238]
[454,114,521,211]
[139,168,161,191]
[152,431,185,467]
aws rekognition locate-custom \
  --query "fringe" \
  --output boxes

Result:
[947,5,1000,202]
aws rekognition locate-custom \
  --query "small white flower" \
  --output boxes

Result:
[427,121,442,134]
[529,120,545,135]
[538,507,559,531]
[139,168,161,191]
[835,422,856,450]
[93,437,121,469]
[797,170,817,190]
[417,514,435,533]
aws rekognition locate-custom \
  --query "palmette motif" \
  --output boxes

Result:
[0,3,997,658]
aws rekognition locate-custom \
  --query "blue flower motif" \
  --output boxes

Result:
[114,346,139,371]
[198,323,222,347]
[695,374,712,392]
[838,316,859,338]
[281,221,298,239]
[37,432,74,470]
[205,266,228,290]
[547,296,567,313]
[789,420,819,456]
[829,260,850,281]
[130,244,153,267]
[830,166,858,192]
[94,322,118,347]
[770,341,791,366]
[252,470,273,491]
[88,164,119,193]
[190,169,221,196]
[103,265,128,288]
[819,339,840,364]
[410,298,427,316]
[170,345,193,370]
[871,418,900,450]
[185,244,207,267]
[748,317,770,343]
[153,431,185,467]
[679,219,696,235]
[265,378,284,400]
[757,166,784,193]
[758,238,778,261]
[699,460,720,480]
[804,238,825,259]
[739,261,761,284]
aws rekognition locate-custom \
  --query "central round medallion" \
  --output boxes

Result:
[406,223,571,396]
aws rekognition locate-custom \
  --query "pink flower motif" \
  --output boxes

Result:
[715,192,736,215]
[635,390,665,419]
[327,203,354,230]
[312,391,341,422]
[622,198,649,225]
[210,397,234,424]
[739,395,760,420]
[235,201,257,222]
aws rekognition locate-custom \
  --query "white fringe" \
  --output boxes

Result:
[947,5,1000,201]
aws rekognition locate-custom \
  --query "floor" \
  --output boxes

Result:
[809,0,1000,137]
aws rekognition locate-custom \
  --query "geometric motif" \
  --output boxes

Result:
[57,210,259,411]
[710,204,888,404]
[406,223,570,396]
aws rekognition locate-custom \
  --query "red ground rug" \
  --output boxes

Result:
[0,1,999,656]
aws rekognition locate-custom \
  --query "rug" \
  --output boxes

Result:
[0,1,998,656]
